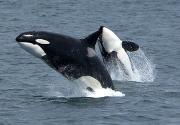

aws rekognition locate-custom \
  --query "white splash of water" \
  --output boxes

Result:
[108,49,155,82]
[85,88,124,98]
[128,49,155,82]
[47,78,124,98]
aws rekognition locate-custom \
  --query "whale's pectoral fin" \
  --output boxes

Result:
[122,41,139,52]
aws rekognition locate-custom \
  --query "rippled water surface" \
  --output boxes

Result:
[0,0,180,124]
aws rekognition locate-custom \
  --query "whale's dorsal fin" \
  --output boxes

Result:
[84,26,104,49]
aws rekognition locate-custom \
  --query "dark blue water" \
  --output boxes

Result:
[0,0,180,124]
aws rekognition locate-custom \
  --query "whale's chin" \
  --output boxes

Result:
[18,42,46,58]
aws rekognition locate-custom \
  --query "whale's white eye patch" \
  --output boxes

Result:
[36,39,50,44]
[24,34,33,37]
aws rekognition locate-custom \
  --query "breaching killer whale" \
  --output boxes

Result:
[96,26,139,80]
[16,30,114,91]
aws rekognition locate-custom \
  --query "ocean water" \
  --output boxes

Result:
[0,0,180,124]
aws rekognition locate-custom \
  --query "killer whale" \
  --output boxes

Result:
[16,30,114,90]
[96,26,139,80]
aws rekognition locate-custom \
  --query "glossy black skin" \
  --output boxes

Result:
[16,31,114,89]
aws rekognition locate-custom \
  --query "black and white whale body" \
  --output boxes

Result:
[96,26,139,80]
[16,30,114,90]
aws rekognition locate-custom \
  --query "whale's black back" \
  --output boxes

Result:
[36,31,114,89]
